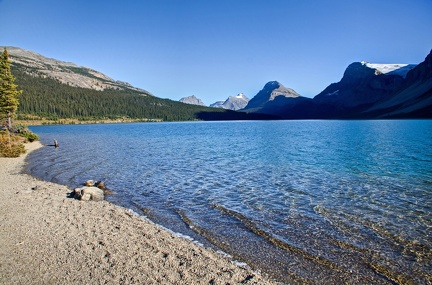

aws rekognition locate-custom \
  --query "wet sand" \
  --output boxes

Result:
[0,142,277,284]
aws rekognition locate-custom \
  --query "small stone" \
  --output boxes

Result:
[85,180,95,187]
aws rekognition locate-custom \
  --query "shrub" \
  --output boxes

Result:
[20,131,39,142]
[8,125,39,142]
[0,131,26,157]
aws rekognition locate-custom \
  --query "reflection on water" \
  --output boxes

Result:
[28,120,432,284]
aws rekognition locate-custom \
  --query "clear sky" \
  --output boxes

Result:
[1,0,432,104]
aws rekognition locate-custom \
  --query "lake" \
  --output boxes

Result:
[27,120,432,284]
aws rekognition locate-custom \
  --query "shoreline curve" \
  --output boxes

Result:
[0,141,277,285]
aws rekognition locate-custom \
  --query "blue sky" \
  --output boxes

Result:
[1,0,431,104]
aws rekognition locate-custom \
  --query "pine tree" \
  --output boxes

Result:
[0,48,22,129]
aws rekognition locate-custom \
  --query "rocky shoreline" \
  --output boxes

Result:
[0,142,277,284]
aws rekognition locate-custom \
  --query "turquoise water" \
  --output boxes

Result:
[28,120,432,284]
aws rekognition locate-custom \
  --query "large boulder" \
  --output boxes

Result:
[74,186,104,201]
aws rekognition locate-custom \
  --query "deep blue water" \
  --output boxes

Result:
[27,120,432,284]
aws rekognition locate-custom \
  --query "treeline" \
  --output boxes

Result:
[12,66,232,121]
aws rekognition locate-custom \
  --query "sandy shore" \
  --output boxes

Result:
[0,142,277,285]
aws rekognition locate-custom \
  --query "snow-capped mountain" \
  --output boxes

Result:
[312,60,413,109]
[311,55,431,118]
[210,93,249,110]
[243,50,431,119]
[363,50,432,118]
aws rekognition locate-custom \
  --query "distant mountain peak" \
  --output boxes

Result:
[179,95,205,106]
[264,81,281,88]
[210,93,249,110]
[268,82,300,100]
[242,81,301,112]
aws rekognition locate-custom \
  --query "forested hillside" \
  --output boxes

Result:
[12,66,260,122]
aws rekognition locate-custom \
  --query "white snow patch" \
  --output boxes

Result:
[361,61,416,78]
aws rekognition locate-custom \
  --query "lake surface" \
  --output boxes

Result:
[27,120,432,284]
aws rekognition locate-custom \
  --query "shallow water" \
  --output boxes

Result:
[28,120,432,284]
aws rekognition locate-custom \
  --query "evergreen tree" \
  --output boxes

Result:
[0,48,22,129]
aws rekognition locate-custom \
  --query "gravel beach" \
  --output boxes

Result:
[0,142,277,285]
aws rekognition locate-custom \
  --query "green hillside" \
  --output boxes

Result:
[12,65,270,122]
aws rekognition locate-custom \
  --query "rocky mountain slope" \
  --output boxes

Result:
[3,46,151,95]
[310,61,416,118]
[313,62,411,107]
[241,81,315,118]
[362,50,432,118]
[242,81,303,113]
[210,93,249,110]
[179,95,206,106]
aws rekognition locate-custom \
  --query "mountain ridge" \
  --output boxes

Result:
[4,46,273,122]
[242,50,431,119]
[3,46,151,95]
[4,45,431,120]
[361,49,432,118]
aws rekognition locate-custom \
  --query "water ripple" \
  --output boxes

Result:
[27,120,432,284]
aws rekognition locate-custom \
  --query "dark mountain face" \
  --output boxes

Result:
[403,49,432,85]
[244,49,431,119]
[313,62,406,108]
[362,49,432,118]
